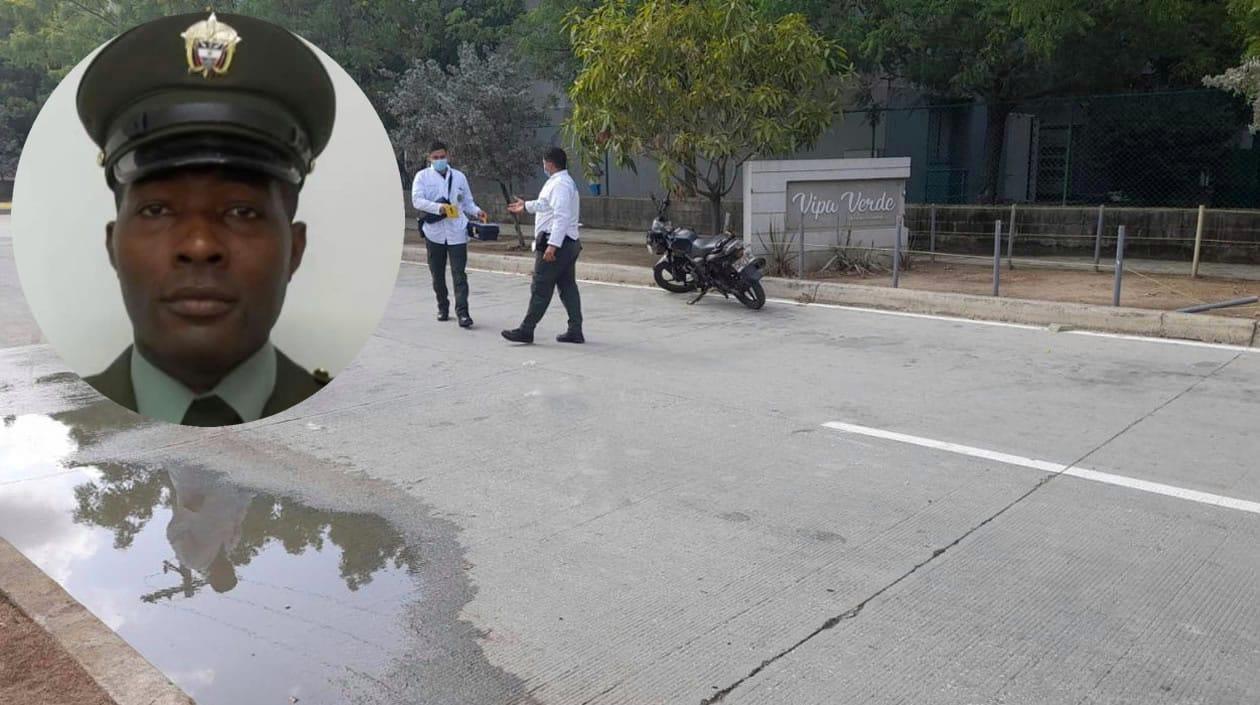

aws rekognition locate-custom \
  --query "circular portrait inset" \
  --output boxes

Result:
[10,12,404,428]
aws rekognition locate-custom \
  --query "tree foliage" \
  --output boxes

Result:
[0,0,526,178]
[757,0,1244,203]
[1204,0,1260,132]
[388,43,546,248]
[509,0,601,86]
[564,0,849,232]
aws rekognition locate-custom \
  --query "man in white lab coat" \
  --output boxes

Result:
[502,147,584,344]
[411,141,487,328]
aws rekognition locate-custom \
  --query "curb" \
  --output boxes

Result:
[447,252,1260,348]
[0,538,197,705]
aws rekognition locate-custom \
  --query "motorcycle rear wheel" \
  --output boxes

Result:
[736,280,766,310]
[653,260,697,293]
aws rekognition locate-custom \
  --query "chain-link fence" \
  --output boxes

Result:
[524,88,1258,210]
[865,89,1259,209]
[751,202,1260,317]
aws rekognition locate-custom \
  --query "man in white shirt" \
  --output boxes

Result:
[411,141,487,328]
[503,147,584,344]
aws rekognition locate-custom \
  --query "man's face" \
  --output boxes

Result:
[106,168,305,383]
[430,149,448,167]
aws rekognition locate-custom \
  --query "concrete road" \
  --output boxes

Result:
[2,213,1259,704]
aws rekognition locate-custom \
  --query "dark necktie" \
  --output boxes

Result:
[181,395,243,427]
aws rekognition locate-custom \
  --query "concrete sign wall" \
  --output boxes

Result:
[784,178,904,232]
[744,158,911,271]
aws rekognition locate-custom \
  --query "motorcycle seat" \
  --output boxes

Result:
[669,230,724,254]
[690,237,725,254]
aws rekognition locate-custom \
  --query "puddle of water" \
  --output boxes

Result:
[0,414,424,704]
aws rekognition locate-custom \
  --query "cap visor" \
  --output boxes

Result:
[110,134,303,187]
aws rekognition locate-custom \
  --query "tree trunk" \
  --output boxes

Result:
[499,181,526,250]
[980,102,1013,204]
[708,195,724,236]
[711,162,729,235]
[684,154,699,197]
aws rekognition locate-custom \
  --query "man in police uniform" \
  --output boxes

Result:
[76,12,335,427]
[411,140,487,328]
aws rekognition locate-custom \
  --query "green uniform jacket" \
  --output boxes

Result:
[83,346,329,420]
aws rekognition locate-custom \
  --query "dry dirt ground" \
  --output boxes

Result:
[0,594,116,705]
[816,260,1260,319]
[468,240,1260,319]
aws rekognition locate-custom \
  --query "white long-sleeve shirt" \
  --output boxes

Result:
[411,166,484,245]
[526,169,580,250]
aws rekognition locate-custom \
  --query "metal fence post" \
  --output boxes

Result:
[1062,103,1074,206]
[893,216,902,288]
[1093,204,1104,273]
[798,221,805,279]
[1113,224,1126,307]
[993,219,1003,297]
[929,204,937,263]
[1007,203,1017,270]
[1192,204,1206,279]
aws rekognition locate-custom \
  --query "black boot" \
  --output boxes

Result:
[501,328,534,344]
[556,329,585,344]
[437,309,450,322]
[459,314,474,328]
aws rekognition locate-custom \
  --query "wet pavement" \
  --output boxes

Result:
[0,393,533,705]
[4,214,1260,704]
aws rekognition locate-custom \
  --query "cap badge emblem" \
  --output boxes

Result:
[181,13,242,78]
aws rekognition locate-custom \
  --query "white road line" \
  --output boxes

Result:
[822,420,1260,516]
[768,299,1044,330]
[407,261,1259,354]
[1064,330,1258,353]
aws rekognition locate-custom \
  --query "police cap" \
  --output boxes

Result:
[76,12,335,190]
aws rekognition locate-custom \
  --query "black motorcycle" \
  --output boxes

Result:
[645,194,767,310]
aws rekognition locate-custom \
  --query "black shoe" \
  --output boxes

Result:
[437,310,450,322]
[459,315,474,328]
[556,330,585,344]
[501,328,534,344]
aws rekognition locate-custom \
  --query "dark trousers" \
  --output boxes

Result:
[425,238,469,316]
[521,233,582,332]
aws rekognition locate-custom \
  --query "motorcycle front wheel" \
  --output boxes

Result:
[653,259,697,293]
[735,280,766,310]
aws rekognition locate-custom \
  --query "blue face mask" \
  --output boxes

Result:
[433,158,449,172]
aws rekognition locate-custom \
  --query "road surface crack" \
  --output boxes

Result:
[699,472,1057,705]
[700,354,1240,705]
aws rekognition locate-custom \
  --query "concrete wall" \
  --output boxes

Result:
[743,158,912,271]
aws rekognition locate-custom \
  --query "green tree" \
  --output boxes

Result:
[388,43,547,249]
[0,0,206,178]
[0,0,526,178]
[1204,0,1260,132]
[564,0,849,232]
[772,0,1243,204]
[509,0,600,86]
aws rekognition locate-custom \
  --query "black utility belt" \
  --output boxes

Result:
[537,232,577,242]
